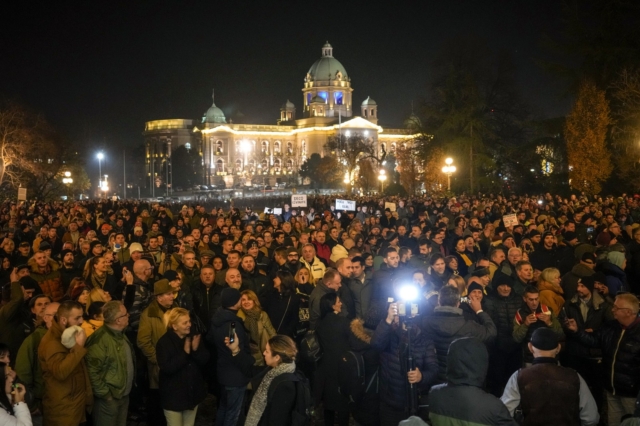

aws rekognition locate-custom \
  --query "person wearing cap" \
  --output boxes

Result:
[206,287,253,426]
[58,248,80,294]
[429,337,516,426]
[561,251,596,301]
[163,269,191,310]
[85,301,135,426]
[566,292,640,425]
[562,274,614,413]
[14,241,32,266]
[199,249,214,267]
[61,220,81,249]
[137,279,177,426]
[513,285,564,365]
[501,327,599,426]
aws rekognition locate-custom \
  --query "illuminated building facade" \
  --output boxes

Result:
[144,42,411,188]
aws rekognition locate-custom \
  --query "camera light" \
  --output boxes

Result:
[398,285,418,302]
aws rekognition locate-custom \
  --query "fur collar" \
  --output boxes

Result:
[350,318,372,344]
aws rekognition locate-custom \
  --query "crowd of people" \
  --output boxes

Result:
[1,192,640,426]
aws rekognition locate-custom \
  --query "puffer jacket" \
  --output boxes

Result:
[429,337,517,426]
[576,317,640,397]
[86,324,136,399]
[371,319,438,410]
[484,292,521,352]
[422,306,497,382]
[29,258,64,301]
[602,261,629,295]
[561,263,594,302]
[240,266,271,298]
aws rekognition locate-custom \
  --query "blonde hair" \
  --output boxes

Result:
[295,266,316,285]
[539,267,560,285]
[163,307,190,330]
[449,275,467,295]
[240,290,262,311]
[268,335,298,364]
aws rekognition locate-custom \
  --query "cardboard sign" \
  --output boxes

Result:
[385,202,396,212]
[17,188,27,201]
[503,214,518,228]
[291,194,307,207]
[335,199,356,211]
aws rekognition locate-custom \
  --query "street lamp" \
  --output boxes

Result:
[96,152,104,192]
[378,169,387,193]
[441,157,456,191]
[102,175,109,193]
[62,171,73,200]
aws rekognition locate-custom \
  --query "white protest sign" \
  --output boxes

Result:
[385,202,396,212]
[273,208,283,215]
[17,188,27,201]
[335,199,356,211]
[291,194,307,207]
[503,214,518,228]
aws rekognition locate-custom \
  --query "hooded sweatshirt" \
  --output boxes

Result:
[429,337,517,425]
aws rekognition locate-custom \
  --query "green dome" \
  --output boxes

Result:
[307,42,348,81]
[203,89,226,124]
[361,96,376,106]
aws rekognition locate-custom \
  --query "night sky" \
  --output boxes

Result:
[1,0,569,182]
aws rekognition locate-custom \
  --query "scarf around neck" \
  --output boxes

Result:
[245,361,296,426]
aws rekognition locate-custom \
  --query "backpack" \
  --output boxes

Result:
[337,350,378,404]
[299,329,322,363]
[268,371,313,426]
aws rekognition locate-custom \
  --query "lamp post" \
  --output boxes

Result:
[62,171,73,200]
[378,169,387,193]
[96,152,104,194]
[441,157,456,191]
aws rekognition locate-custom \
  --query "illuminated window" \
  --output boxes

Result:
[287,142,293,154]
[274,141,281,154]
[216,140,223,154]
[391,143,396,153]
[262,141,269,153]
[318,91,328,103]
[235,159,243,171]
[261,158,268,172]
[185,142,191,150]
[334,92,343,105]
[301,140,306,156]
[216,158,224,171]
[286,159,293,171]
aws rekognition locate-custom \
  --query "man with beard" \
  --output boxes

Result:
[245,239,270,275]
[58,249,81,294]
[371,247,401,305]
[29,251,63,302]
[239,254,269,298]
[39,301,92,426]
[215,250,242,286]
[529,231,559,274]
[15,301,59,423]
[284,246,303,275]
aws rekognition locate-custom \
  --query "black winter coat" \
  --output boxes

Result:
[192,281,223,332]
[241,267,271,299]
[156,329,209,411]
[485,292,521,352]
[206,307,253,387]
[577,317,640,397]
[371,265,401,305]
[260,289,300,338]
[249,367,297,426]
[421,306,497,383]
[348,319,380,426]
[315,312,351,411]
[371,319,439,411]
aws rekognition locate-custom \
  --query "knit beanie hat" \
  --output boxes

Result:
[580,275,595,293]
[492,272,513,288]
[221,288,241,309]
[19,276,39,290]
[607,251,625,269]
[596,231,612,247]
[466,282,484,295]
[530,327,558,351]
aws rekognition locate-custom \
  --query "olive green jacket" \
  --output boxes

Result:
[85,324,135,399]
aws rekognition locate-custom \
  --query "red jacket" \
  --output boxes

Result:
[313,241,331,264]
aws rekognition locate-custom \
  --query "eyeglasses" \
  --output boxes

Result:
[612,305,631,312]
[114,312,130,320]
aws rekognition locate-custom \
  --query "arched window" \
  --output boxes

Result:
[274,158,281,173]
[261,141,269,154]
[274,141,281,154]
[286,159,293,171]
[248,159,255,171]
[235,159,243,173]
[216,140,223,155]
[301,140,306,156]
[261,158,269,173]
[287,142,293,154]
[216,158,224,172]
[391,143,396,153]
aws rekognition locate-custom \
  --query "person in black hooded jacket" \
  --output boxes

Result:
[429,337,516,425]
[484,272,522,396]
[371,299,438,426]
